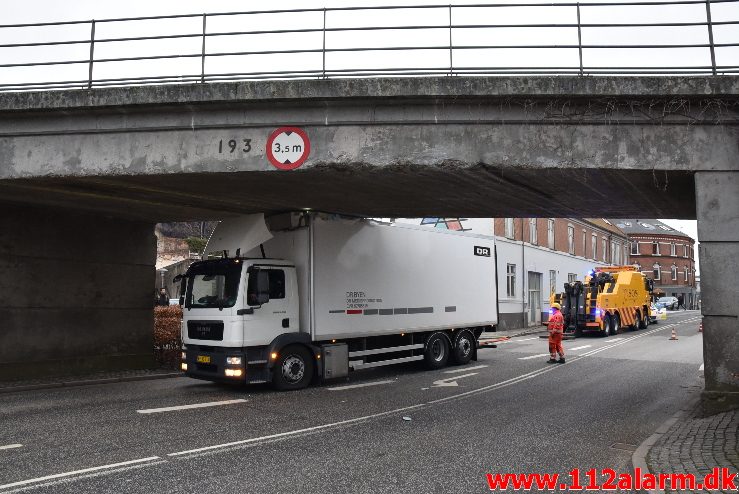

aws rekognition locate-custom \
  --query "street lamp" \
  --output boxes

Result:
[158,268,168,290]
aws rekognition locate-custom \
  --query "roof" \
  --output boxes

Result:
[609,219,692,240]
[583,218,628,238]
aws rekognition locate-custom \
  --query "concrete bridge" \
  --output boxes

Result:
[0,76,737,405]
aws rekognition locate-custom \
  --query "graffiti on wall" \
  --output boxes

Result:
[420,217,471,231]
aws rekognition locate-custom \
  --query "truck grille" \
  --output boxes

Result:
[187,321,224,341]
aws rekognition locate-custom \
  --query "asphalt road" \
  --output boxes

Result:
[0,311,704,493]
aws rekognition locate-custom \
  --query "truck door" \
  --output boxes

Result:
[243,266,297,347]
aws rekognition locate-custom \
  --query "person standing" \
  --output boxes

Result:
[677,294,686,310]
[547,303,565,364]
[156,287,169,306]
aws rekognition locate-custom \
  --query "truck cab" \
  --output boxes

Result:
[180,257,301,384]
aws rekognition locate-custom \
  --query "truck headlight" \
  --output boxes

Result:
[225,369,243,377]
[226,356,242,365]
[181,352,186,360]
[181,363,188,371]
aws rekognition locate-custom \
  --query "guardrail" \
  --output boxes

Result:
[1,0,737,92]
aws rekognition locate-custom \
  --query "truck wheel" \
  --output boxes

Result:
[638,310,649,329]
[424,333,450,369]
[273,345,314,391]
[451,331,475,365]
[601,314,612,337]
[611,313,621,335]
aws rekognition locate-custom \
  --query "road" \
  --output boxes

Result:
[0,311,704,493]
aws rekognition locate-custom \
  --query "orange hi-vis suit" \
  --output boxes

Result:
[548,310,565,360]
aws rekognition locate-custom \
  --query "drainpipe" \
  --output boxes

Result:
[521,218,526,328]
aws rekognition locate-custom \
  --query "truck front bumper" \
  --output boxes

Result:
[182,348,247,384]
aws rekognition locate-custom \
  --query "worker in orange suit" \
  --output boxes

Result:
[547,303,565,364]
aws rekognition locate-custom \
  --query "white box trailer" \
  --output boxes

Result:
[178,213,498,390]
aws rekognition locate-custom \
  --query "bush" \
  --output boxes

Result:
[185,236,208,255]
[154,305,182,369]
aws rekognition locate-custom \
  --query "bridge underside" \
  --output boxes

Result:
[0,166,695,222]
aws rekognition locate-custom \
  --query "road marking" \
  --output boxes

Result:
[327,380,394,391]
[513,337,539,342]
[568,345,592,351]
[168,404,425,457]
[0,444,22,451]
[517,353,551,360]
[137,399,247,414]
[699,363,704,371]
[0,457,160,491]
[432,372,478,387]
[444,364,488,374]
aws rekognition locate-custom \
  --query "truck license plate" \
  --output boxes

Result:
[196,355,211,364]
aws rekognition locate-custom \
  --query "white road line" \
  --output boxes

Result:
[137,399,247,414]
[444,364,488,374]
[167,404,425,457]
[0,457,160,491]
[513,337,539,342]
[432,373,479,387]
[0,444,22,451]
[517,353,552,360]
[327,380,395,391]
[568,345,592,351]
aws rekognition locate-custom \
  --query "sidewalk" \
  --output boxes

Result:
[636,398,739,493]
[0,368,181,394]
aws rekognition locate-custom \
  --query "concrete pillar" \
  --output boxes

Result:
[0,205,156,381]
[695,172,739,411]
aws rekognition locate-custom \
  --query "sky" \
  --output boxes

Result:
[2,0,718,271]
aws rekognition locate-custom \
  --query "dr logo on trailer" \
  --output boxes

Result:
[266,127,311,170]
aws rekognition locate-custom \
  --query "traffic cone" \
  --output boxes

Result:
[670,328,678,340]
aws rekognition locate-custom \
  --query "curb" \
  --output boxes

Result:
[631,395,702,494]
[0,372,182,394]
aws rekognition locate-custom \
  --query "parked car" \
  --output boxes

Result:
[650,303,667,323]
[657,296,679,310]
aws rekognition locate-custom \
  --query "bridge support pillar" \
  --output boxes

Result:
[0,205,156,381]
[695,171,739,412]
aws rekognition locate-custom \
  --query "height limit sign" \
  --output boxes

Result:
[266,127,310,170]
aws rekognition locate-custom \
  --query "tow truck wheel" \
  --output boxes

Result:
[638,310,649,329]
[611,313,621,335]
[273,345,314,391]
[451,331,475,365]
[424,333,450,369]
[601,314,612,337]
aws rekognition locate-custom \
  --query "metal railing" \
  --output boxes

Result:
[0,0,737,92]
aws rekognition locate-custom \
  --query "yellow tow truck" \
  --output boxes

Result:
[552,266,654,337]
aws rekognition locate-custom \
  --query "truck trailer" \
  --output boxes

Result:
[554,266,653,337]
[178,213,498,390]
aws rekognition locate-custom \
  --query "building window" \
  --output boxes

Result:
[506,264,516,297]
[602,238,607,262]
[653,263,661,281]
[670,243,676,256]
[631,241,639,255]
[505,218,514,239]
[623,245,628,265]
[567,225,575,254]
[529,218,537,245]
[671,265,677,281]
[549,270,557,294]
[592,234,597,260]
[611,241,619,265]
[568,273,577,283]
[579,231,584,257]
[683,244,688,257]
[547,219,555,249]
[653,241,659,255]
[684,266,689,281]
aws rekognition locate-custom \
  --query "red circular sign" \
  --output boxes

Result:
[266,127,311,170]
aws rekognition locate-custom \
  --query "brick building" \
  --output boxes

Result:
[611,219,697,308]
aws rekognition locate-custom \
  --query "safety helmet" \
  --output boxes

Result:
[551,303,561,310]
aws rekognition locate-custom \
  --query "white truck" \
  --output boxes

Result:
[178,212,498,390]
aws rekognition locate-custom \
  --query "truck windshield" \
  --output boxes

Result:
[185,260,242,309]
